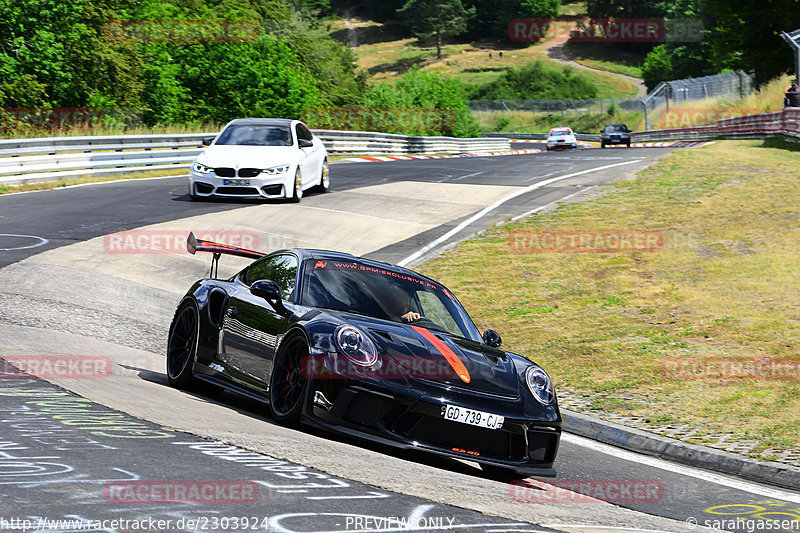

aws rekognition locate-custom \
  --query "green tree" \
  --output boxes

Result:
[462,0,559,40]
[397,0,476,59]
[0,0,144,111]
[705,0,800,86]
[641,45,672,90]
[586,0,660,18]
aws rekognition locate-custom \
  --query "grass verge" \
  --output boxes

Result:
[474,109,645,133]
[0,169,189,195]
[418,140,800,454]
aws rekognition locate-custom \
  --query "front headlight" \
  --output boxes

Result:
[261,164,290,175]
[525,365,555,405]
[192,162,214,174]
[334,325,378,367]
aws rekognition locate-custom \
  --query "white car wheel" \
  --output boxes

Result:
[318,159,329,192]
[290,168,303,202]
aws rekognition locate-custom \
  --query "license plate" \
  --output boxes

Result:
[441,404,504,430]
[223,179,250,186]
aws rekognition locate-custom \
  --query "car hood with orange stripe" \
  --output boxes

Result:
[338,314,523,399]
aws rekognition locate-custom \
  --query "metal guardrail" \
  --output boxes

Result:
[482,132,602,142]
[0,131,510,187]
[485,108,800,144]
[5,108,794,188]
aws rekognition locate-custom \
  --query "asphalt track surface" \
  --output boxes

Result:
[1,147,799,532]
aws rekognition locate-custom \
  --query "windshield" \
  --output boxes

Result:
[604,125,627,132]
[215,125,293,146]
[301,259,481,341]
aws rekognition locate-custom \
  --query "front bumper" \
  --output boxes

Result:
[547,142,577,150]
[602,136,630,145]
[307,378,561,476]
[189,171,292,199]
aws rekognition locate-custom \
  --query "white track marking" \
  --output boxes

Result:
[504,186,596,223]
[305,492,390,500]
[397,160,643,266]
[561,433,800,502]
[449,171,485,182]
[541,525,680,532]
[0,234,49,251]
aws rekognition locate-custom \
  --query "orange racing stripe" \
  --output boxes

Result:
[411,326,471,383]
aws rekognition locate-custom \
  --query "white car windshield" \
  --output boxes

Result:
[215,125,292,147]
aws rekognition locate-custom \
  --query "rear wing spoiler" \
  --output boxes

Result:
[187,231,265,278]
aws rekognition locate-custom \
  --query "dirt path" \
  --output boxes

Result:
[541,36,647,97]
[344,7,358,47]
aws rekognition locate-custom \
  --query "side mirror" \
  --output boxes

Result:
[298,138,313,148]
[202,137,215,146]
[250,280,289,316]
[482,329,502,348]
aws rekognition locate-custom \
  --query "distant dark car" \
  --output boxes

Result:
[166,233,562,479]
[600,124,631,148]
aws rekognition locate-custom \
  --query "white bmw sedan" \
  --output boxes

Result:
[189,118,329,201]
[545,127,578,151]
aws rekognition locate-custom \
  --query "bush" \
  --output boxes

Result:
[312,69,480,137]
[469,61,599,100]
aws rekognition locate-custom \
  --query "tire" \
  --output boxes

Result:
[290,168,302,203]
[600,142,606,148]
[269,334,309,424]
[166,301,200,389]
[316,158,330,192]
[626,142,631,147]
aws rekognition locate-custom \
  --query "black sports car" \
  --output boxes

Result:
[167,233,561,477]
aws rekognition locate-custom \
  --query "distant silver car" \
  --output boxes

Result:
[189,118,329,202]
[545,127,577,151]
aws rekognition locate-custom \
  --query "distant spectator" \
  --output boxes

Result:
[488,51,492,59]
[499,51,503,59]
[786,82,800,107]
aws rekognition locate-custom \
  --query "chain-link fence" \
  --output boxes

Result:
[470,70,754,130]
[469,98,643,115]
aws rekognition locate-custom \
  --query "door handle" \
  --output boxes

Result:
[226,307,238,318]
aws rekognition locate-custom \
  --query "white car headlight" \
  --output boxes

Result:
[261,164,290,175]
[525,365,555,405]
[192,162,214,174]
